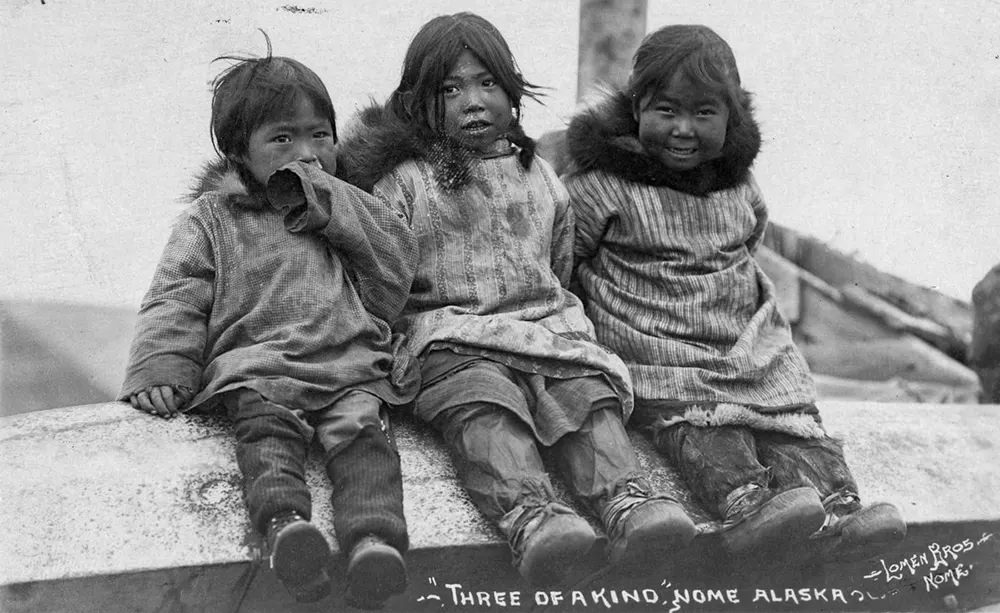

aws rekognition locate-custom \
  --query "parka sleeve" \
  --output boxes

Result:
[119,210,214,401]
[745,173,769,255]
[266,162,417,323]
[565,171,619,265]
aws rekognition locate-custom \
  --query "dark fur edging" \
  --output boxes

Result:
[565,91,761,196]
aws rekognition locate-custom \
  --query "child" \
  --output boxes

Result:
[334,12,696,586]
[563,24,906,563]
[120,48,417,608]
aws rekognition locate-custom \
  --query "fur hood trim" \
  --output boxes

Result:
[185,157,265,210]
[338,101,537,193]
[650,403,827,439]
[565,90,761,195]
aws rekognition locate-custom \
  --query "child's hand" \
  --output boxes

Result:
[130,385,185,419]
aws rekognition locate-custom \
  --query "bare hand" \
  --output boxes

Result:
[130,385,183,419]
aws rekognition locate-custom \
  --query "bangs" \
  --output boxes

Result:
[211,55,337,157]
[658,51,734,100]
[629,25,750,124]
[248,86,333,129]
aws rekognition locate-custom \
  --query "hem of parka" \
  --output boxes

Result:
[633,398,826,440]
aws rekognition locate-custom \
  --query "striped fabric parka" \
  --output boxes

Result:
[336,103,635,426]
[562,90,820,436]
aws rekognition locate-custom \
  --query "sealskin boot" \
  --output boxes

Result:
[499,501,597,586]
[720,484,826,557]
[600,480,697,567]
[809,494,906,563]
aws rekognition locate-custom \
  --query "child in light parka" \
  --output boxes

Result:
[563,24,905,563]
[335,12,697,587]
[120,48,417,608]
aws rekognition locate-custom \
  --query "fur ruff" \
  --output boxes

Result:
[337,102,537,194]
[651,403,827,439]
[564,90,761,196]
[185,157,265,210]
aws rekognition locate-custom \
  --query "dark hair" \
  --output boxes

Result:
[386,12,543,141]
[628,25,752,129]
[209,33,337,164]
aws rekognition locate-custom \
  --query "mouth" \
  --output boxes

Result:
[461,120,492,135]
[666,146,697,157]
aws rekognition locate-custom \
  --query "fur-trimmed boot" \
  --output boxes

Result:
[719,484,826,557]
[599,479,697,567]
[808,492,906,563]
[498,501,597,586]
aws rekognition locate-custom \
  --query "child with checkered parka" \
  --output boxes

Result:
[120,47,416,608]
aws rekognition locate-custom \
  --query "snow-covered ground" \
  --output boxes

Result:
[3,0,999,308]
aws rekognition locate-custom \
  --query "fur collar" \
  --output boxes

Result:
[565,91,761,196]
[186,157,266,210]
[337,102,537,193]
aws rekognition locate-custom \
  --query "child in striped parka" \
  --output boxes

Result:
[562,24,905,563]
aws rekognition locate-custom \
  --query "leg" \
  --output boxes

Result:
[756,429,906,562]
[316,392,408,607]
[651,421,824,557]
[432,401,595,586]
[225,389,313,533]
[756,429,858,500]
[549,405,642,511]
[551,406,696,566]
[223,389,331,603]
[653,422,767,515]
[317,392,408,554]
[432,402,555,520]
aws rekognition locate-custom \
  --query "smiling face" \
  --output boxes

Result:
[242,96,338,186]
[635,73,729,171]
[433,50,513,154]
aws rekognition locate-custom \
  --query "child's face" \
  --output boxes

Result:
[635,74,729,171]
[433,50,513,154]
[242,97,338,186]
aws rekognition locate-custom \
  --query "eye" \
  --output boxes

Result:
[697,108,718,117]
[441,84,459,96]
[313,130,332,139]
[482,77,496,88]
[655,105,675,115]
[272,134,292,144]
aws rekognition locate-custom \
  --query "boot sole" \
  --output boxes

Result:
[609,502,697,567]
[271,521,332,602]
[722,486,826,557]
[346,542,408,609]
[519,516,597,587]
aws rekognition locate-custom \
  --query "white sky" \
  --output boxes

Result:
[2,0,998,306]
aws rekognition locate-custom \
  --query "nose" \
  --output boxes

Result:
[295,141,317,163]
[461,87,486,113]
[672,116,694,137]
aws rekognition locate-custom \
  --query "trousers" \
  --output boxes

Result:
[431,399,645,521]
[224,388,408,553]
[652,422,859,517]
